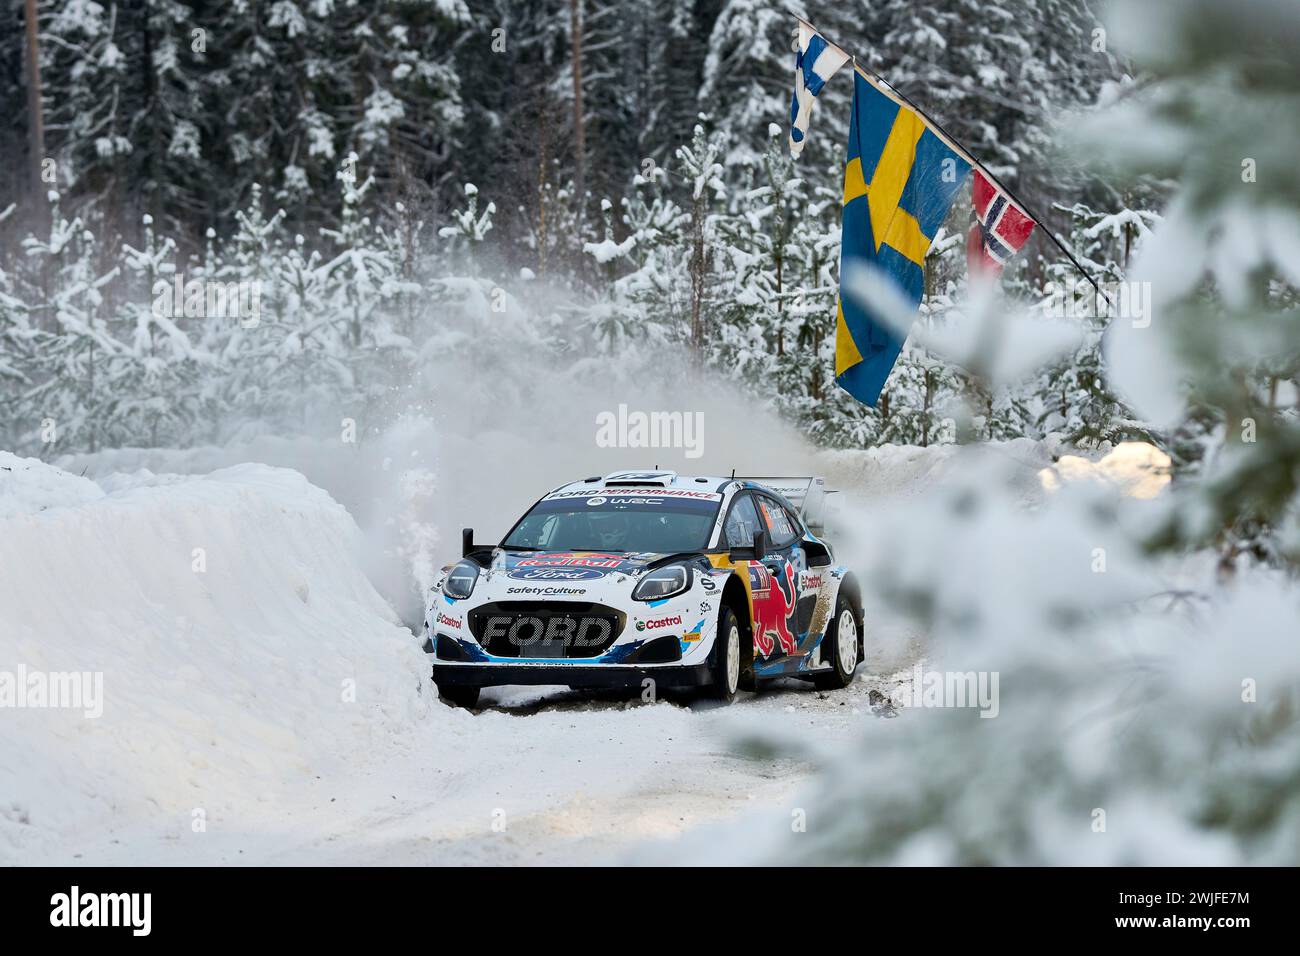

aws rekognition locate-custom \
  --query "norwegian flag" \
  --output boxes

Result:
[967,170,1036,276]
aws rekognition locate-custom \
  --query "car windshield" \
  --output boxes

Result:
[503,488,722,553]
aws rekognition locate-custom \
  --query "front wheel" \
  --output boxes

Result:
[708,607,742,703]
[813,596,860,691]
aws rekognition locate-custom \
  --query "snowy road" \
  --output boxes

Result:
[35,662,917,866]
[308,667,917,866]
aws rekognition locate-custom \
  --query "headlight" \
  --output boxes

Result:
[632,564,691,602]
[443,560,480,599]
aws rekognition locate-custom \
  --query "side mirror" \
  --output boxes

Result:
[729,529,768,563]
[462,527,475,558]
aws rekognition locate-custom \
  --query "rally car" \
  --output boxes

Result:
[426,470,862,708]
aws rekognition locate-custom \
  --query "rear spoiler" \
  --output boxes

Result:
[737,476,838,536]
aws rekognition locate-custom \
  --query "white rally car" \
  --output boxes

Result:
[426,470,862,708]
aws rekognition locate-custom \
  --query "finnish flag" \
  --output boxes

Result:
[789,22,850,159]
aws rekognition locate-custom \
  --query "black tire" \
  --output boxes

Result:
[438,683,480,708]
[708,606,743,703]
[813,594,860,690]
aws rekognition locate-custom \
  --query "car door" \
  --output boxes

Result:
[750,494,803,659]
[724,494,786,660]
[779,501,828,636]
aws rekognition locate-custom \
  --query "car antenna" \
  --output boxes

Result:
[730,468,736,479]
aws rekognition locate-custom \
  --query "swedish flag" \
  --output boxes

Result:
[836,71,971,406]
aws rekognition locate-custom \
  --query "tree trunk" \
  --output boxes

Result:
[775,253,784,356]
[690,192,706,365]
[140,3,159,230]
[23,0,45,212]
[569,0,586,215]
[537,105,549,277]
[88,338,97,453]
[922,368,934,447]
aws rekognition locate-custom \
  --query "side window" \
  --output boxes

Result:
[757,496,798,548]
[784,505,805,539]
[724,494,762,548]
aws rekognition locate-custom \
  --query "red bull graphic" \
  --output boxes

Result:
[515,553,623,569]
[748,561,798,657]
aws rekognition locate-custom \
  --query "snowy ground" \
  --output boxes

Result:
[3,438,1157,865]
[33,676,915,867]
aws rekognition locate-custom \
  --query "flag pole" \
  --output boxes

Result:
[795,15,1109,304]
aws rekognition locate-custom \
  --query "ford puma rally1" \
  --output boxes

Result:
[426,471,863,707]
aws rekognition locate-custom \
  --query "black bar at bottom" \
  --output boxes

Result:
[0,867,1280,943]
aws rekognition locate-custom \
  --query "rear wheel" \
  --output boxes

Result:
[813,596,860,690]
[437,683,480,709]
[708,607,742,703]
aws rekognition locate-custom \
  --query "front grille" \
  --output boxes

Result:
[469,601,624,659]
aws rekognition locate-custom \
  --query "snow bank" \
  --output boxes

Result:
[0,455,430,863]
[0,450,105,517]
[55,431,444,629]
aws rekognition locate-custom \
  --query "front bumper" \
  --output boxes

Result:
[432,661,713,689]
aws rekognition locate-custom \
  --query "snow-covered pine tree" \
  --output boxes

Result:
[0,204,30,401]
[602,161,688,346]
[438,182,496,278]
[1033,202,1155,448]
[741,0,1300,870]
[698,0,807,169]
[34,0,210,241]
[109,212,208,447]
[202,1,468,236]
[712,126,797,387]
[674,125,727,365]
[864,0,1121,226]
[1089,0,1300,570]
[580,197,641,351]
[319,155,420,422]
[14,192,122,452]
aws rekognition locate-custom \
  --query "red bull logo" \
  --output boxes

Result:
[516,553,623,569]
[749,562,797,657]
